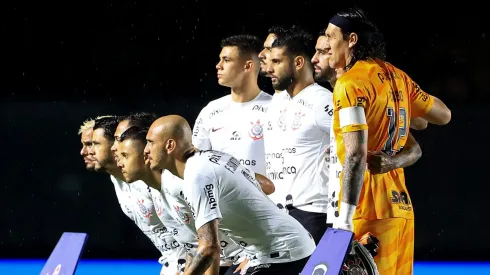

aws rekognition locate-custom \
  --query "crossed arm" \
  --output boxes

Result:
[255,173,275,195]
[184,220,221,275]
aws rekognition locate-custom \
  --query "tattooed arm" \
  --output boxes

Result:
[337,130,368,231]
[367,133,422,174]
[184,220,220,275]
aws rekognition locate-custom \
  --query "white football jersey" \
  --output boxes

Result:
[275,83,333,213]
[263,91,290,206]
[182,150,316,266]
[159,170,245,265]
[110,176,185,271]
[192,91,272,175]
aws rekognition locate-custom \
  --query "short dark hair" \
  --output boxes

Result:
[271,26,315,61]
[119,126,148,143]
[268,25,289,38]
[334,7,386,62]
[93,116,120,141]
[122,112,157,129]
[220,34,263,57]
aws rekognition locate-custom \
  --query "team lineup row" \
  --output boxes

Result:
[78,6,451,275]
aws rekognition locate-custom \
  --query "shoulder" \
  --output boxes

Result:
[258,91,273,101]
[207,94,231,108]
[185,151,217,180]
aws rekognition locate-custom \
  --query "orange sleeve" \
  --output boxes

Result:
[333,78,369,133]
[407,77,434,118]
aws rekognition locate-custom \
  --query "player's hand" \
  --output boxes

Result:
[367,151,395,174]
[234,258,249,274]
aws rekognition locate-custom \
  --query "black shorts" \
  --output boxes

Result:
[224,257,309,275]
[288,207,330,245]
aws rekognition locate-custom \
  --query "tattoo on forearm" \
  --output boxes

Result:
[342,131,367,205]
[342,155,366,205]
[184,221,220,275]
[185,251,215,275]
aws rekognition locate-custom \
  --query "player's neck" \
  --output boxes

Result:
[274,90,282,94]
[140,168,161,190]
[287,73,314,98]
[108,167,124,182]
[230,81,261,103]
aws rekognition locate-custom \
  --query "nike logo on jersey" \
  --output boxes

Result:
[211,127,224,132]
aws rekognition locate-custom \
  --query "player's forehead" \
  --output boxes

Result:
[115,120,130,137]
[81,129,93,141]
[120,139,139,154]
[263,33,277,48]
[270,46,286,58]
[219,46,239,59]
[92,128,107,142]
[315,36,328,49]
[325,23,341,37]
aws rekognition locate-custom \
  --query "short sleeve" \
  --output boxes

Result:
[333,79,368,133]
[183,173,222,231]
[192,106,212,150]
[314,89,334,132]
[407,77,435,118]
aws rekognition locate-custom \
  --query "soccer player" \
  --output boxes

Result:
[257,26,292,205]
[79,118,96,170]
[118,125,244,275]
[111,112,157,162]
[85,116,184,275]
[311,34,426,227]
[325,7,451,274]
[266,27,332,244]
[146,115,316,275]
[192,34,273,182]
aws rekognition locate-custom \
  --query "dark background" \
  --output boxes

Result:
[2,0,487,262]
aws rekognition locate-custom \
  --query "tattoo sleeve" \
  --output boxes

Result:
[184,220,220,275]
[393,133,422,169]
[341,130,368,205]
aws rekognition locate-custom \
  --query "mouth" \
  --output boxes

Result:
[314,66,321,73]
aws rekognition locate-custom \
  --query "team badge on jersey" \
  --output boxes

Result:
[153,195,163,217]
[136,198,151,219]
[173,205,191,224]
[291,111,305,131]
[248,120,264,140]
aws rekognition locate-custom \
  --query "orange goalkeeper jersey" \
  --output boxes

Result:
[333,58,434,220]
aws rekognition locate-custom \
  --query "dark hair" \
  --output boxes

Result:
[122,112,157,129]
[93,116,120,141]
[268,25,290,38]
[220,34,263,57]
[271,26,315,62]
[335,7,386,62]
[119,126,148,143]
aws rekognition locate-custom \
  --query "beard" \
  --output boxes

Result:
[272,62,296,91]
[272,73,295,91]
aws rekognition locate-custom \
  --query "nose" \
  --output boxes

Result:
[216,60,223,70]
[80,147,86,156]
[266,63,274,74]
[258,49,266,60]
[311,53,319,64]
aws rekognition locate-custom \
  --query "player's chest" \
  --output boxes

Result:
[278,100,319,139]
[208,107,267,142]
